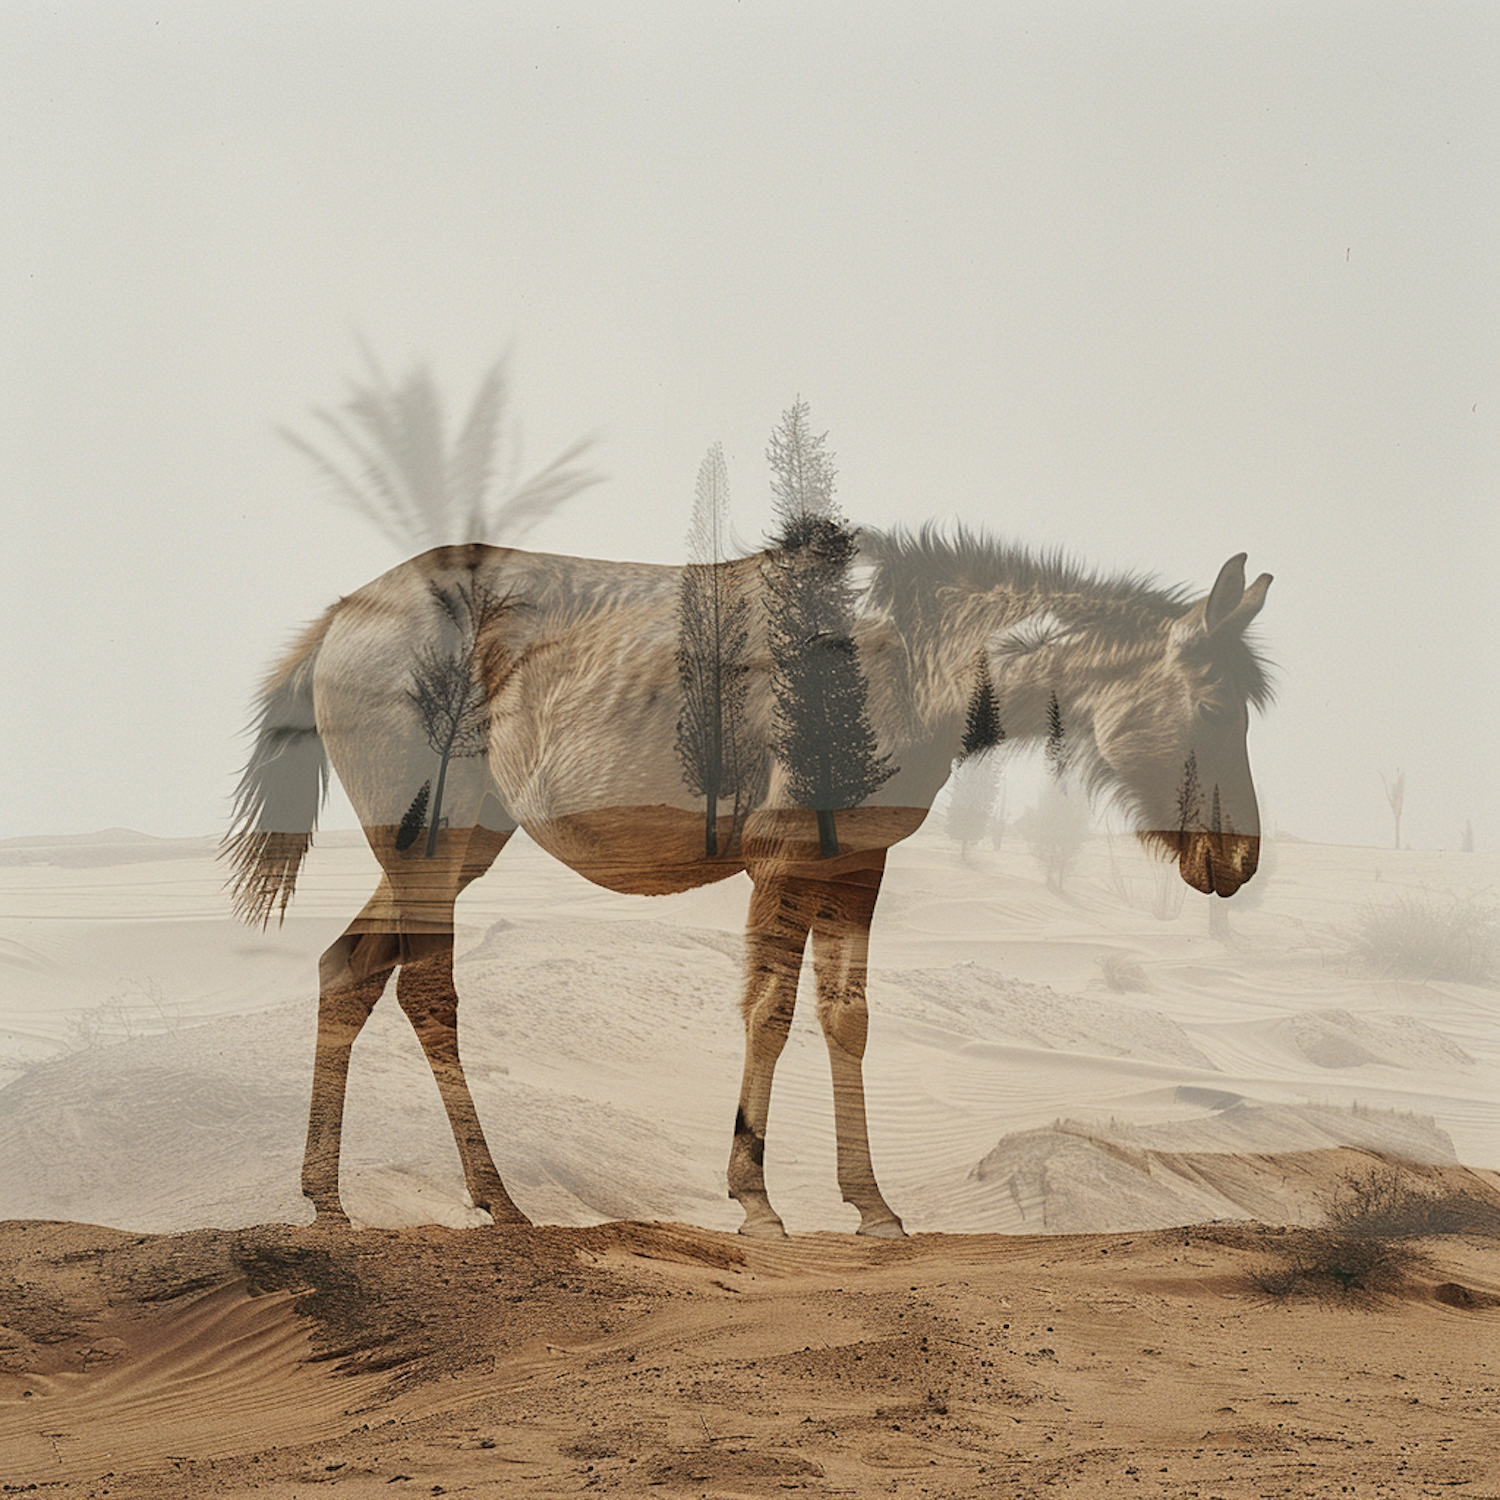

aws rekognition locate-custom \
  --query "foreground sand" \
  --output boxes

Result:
[3,1191,1498,1499]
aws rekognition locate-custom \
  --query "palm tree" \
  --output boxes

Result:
[281,348,601,551]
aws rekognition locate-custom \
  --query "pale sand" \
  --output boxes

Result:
[1,825,1498,1492]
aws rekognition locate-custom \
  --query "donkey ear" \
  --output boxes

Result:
[1211,571,1272,637]
[1203,554,1248,633]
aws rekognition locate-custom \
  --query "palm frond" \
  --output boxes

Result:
[284,351,601,551]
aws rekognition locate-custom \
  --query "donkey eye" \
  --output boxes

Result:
[1196,700,1226,724]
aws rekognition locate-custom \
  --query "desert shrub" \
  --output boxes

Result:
[1345,893,1499,984]
[1322,1164,1500,1240]
[1099,952,1152,993]
[1248,1164,1500,1300]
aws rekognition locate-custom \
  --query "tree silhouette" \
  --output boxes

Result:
[763,400,893,856]
[395,780,431,852]
[947,652,1005,857]
[961,651,1004,757]
[675,444,756,855]
[1382,768,1406,851]
[408,580,510,856]
[281,349,601,551]
[1044,692,1070,781]
[1175,751,1203,841]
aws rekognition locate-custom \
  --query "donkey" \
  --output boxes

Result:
[225,529,1272,1236]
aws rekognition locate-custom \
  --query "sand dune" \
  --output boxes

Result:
[2,828,1497,1238]
[2,1207,1498,1497]
[2,827,1498,1493]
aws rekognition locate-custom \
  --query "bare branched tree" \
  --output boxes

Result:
[1382,768,1406,851]
[281,350,601,551]
[408,580,511,856]
[676,444,757,856]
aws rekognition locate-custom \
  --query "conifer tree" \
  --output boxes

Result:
[961,652,1004,758]
[675,444,755,855]
[395,779,432,852]
[1044,692,1069,781]
[762,399,893,856]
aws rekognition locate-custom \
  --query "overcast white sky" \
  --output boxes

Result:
[2,1,1494,851]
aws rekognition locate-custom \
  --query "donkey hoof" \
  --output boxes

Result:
[303,1195,350,1228]
[857,1214,906,1239]
[737,1212,788,1239]
[477,1202,532,1229]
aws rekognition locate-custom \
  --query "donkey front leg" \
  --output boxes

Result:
[395,932,529,1226]
[304,898,401,1221]
[728,874,814,1237]
[810,857,905,1238]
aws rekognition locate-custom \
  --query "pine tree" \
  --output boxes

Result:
[960,652,1004,758]
[675,444,756,855]
[1044,692,1069,781]
[395,780,432,852]
[762,400,893,856]
[409,580,510,856]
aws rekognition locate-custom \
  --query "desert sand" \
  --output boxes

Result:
[2,820,1498,1493]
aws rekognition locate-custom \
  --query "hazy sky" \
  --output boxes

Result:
[2,1,1494,850]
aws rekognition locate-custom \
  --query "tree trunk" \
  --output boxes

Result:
[816,807,840,858]
[426,750,453,857]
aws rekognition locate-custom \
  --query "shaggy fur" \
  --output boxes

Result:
[224,530,1272,1234]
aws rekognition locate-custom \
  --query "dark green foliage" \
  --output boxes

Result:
[960,652,1004,758]
[1044,692,1068,781]
[395,780,431,852]
[762,401,893,856]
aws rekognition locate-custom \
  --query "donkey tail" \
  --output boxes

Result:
[222,609,336,927]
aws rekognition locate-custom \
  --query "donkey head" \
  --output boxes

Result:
[1092,554,1273,897]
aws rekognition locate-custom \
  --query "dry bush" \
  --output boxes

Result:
[1099,952,1152,993]
[1345,893,1499,984]
[1247,1164,1500,1301]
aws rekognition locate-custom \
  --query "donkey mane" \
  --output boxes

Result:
[862,522,1275,711]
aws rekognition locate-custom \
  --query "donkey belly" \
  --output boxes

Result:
[524,804,747,895]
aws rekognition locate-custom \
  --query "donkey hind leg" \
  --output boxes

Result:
[810,854,905,1238]
[303,883,402,1222]
[392,816,527,1227]
[728,873,816,1237]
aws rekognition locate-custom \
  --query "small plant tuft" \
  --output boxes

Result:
[1345,893,1500,985]
[1247,1164,1500,1301]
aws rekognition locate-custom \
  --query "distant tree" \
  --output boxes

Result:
[1019,775,1089,892]
[962,651,1004,757]
[1382,768,1406,852]
[946,754,999,857]
[763,399,893,856]
[947,652,1005,857]
[1463,819,1475,854]
[1175,751,1203,842]
[281,350,601,552]
[408,580,511,856]
[1044,692,1069,781]
[675,444,756,856]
